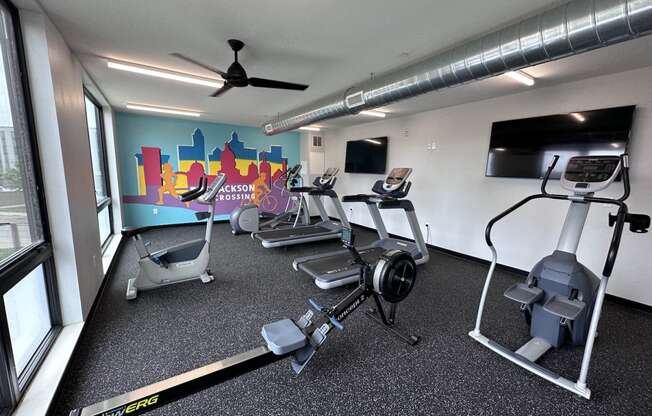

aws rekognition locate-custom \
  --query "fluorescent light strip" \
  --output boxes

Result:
[505,70,535,86]
[126,104,201,117]
[570,112,586,122]
[299,126,321,131]
[359,110,387,118]
[108,61,223,88]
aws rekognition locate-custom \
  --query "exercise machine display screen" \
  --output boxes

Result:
[341,228,354,247]
[564,156,620,183]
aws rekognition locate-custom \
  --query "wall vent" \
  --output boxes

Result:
[311,135,324,152]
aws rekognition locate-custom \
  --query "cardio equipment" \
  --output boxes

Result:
[294,167,429,289]
[70,228,419,416]
[229,164,309,235]
[123,173,227,300]
[253,168,351,248]
[469,154,650,399]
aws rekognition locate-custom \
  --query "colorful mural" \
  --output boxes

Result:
[117,112,300,227]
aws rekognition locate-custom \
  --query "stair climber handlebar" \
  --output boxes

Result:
[484,153,646,278]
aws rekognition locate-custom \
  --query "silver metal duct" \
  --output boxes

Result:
[263,0,652,135]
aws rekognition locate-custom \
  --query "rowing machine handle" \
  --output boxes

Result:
[540,155,559,195]
[308,298,345,331]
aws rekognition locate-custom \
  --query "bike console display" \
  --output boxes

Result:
[341,227,354,247]
[561,156,621,194]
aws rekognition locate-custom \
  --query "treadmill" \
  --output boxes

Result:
[293,168,429,289]
[253,168,350,248]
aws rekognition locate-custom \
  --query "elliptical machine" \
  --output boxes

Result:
[469,154,650,399]
[230,164,309,234]
[124,173,227,300]
[70,229,419,415]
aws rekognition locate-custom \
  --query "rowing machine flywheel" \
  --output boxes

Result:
[372,250,417,303]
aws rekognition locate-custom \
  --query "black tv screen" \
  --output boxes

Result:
[345,137,388,174]
[486,105,634,179]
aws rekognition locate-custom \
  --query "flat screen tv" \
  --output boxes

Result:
[345,137,388,174]
[486,105,635,179]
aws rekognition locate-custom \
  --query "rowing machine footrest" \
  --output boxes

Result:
[261,319,308,355]
[542,296,586,321]
[504,283,543,306]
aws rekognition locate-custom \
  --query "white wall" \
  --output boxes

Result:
[325,66,652,306]
[20,10,105,323]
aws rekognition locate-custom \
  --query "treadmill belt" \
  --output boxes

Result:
[302,247,385,276]
[257,225,332,241]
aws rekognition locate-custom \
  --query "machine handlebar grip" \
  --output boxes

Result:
[540,155,559,195]
[308,298,345,331]
[329,316,345,331]
[308,297,323,312]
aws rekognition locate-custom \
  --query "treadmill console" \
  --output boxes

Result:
[286,164,302,186]
[382,168,412,192]
[315,168,340,188]
[560,156,621,194]
[198,173,227,203]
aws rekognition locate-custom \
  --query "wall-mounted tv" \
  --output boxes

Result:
[345,137,388,174]
[486,105,635,179]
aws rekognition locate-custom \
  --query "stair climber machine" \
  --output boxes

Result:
[469,154,649,399]
[123,173,227,300]
[230,163,310,234]
[70,228,419,416]
[253,168,351,248]
[293,168,429,289]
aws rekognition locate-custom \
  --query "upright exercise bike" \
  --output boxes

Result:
[70,228,419,415]
[230,164,309,234]
[124,173,227,300]
[469,154,649,398]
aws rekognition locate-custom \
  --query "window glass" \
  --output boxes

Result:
[0,7,43,263]
[84,97,107,203]
[98,206,111,246]
[3,265,52,375]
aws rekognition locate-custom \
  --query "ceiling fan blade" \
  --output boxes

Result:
[211,84,233,97]
[170,52,227,77]
[248,77,308,91]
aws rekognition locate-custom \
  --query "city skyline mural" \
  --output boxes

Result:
[116,112,300,227]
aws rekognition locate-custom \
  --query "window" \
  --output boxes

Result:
[84,92,113,248]
[0,1,60,413]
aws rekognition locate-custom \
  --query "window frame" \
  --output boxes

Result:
[0,0,61,412]
[83,88,114,249]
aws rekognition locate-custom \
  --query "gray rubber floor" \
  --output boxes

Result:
[51,223,652,416]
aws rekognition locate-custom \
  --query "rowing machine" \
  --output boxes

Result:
[70,228,418,416]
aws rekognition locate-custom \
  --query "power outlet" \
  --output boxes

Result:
[153,208,158,215]
[426,141,437,150]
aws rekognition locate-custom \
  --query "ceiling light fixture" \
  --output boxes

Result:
[570,112,586,122]
[299,126,321,132]
[126,104,201,117]
[108,60,223,88]
[505,70,535,86]
[359,110,387,118]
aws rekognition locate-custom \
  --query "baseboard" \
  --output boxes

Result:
[343,219,652,314]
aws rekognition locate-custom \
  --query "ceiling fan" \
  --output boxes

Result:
[171,39,309,97]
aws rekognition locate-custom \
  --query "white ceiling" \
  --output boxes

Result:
[34,0,652,129]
